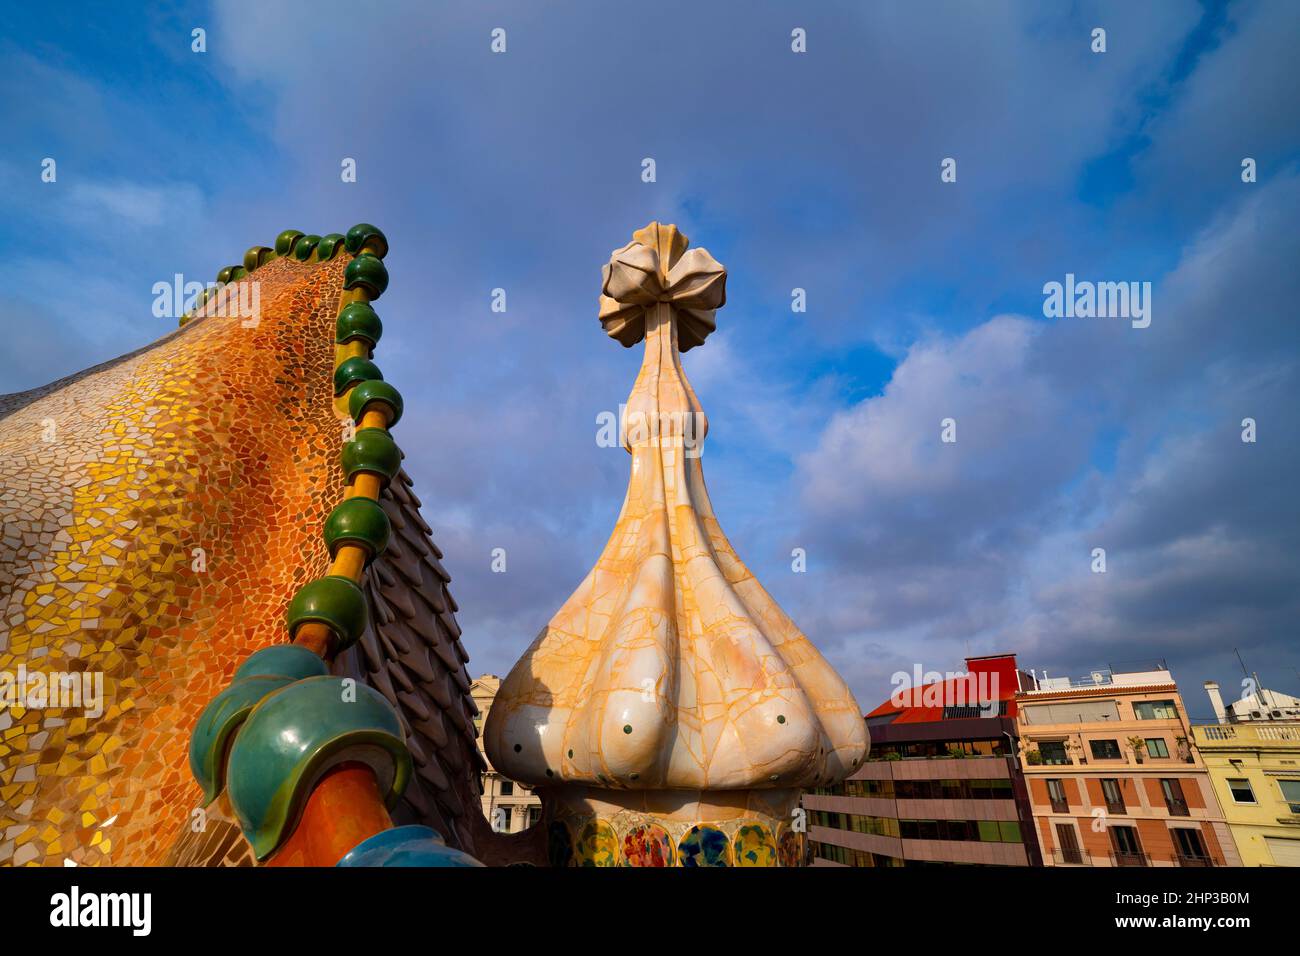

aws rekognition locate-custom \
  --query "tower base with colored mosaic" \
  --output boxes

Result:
[545,787,807,867]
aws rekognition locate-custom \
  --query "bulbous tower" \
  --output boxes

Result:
[484,222,868,866]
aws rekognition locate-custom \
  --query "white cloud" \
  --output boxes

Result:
[63,180,205,229]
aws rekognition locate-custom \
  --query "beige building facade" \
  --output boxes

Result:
[471,675,542,834]
[1016,663,1240,867]
[1194,681,1300,866]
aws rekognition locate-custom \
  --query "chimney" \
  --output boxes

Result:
[1204,681,1227,724]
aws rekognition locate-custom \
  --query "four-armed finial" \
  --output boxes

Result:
[485,220,868,867]
[598,222,726,352]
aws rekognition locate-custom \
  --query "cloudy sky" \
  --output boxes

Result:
[2,0,1297,720]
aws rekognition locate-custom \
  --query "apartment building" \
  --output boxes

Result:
[1017,661,1240,867]
[1194,679,1300,866]
[471,675,542,834]
[804,653,1042,866]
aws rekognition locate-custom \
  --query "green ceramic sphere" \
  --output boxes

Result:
[293,234,322,261]
[285,575,368,650]
[323,497,391,561]
[347,380,404,427]
[333,357,383,396]
[342,427,401,484]
[232,644,330,683]
[189,674,297,804]
[335,301,382,346]
[316,233,346,261]
[274,229,304,256]
[226,675,411,860]
[344,254,389,299]
[344,223,389,259]
[244,245,274,272]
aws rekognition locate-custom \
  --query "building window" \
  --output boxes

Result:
[1132,700,1178,720]
[898,819,1021,844]
[1160,778,1189,816]
[1101,778,1126,813]
[941,701,1008,719]
[1144,737,1169,758]
[895,778,1013,800]
[813,811,900,838]
[1039,740,1069,765]
[1090,739,1122,760]
[500,780,514,796]
[498,807,511,830]
[1278,780,1300,813]
[1046,778,1068,813]
[1227,778,1256,804]
[1109,825,1145,866]
[1055,824,1083,864]
[1172,827,1210,865]
[810,842,901,867]
[528,807,542,827]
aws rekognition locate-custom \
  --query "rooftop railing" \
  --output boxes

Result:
[1193,723,1300,744]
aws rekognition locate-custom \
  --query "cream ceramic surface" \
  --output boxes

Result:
[484,223,868,796]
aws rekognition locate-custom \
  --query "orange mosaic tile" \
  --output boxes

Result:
[0,255,348,865]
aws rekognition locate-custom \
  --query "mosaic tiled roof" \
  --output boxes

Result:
[0,228,489,865]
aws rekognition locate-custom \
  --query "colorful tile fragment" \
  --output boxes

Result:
[778,828,804,868]
[678,824,732,867]
[622,823,675,867]
[574,819,619,867]
[733,822,777,867]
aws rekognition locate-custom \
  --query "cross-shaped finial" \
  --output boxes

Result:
[597,222,727,352]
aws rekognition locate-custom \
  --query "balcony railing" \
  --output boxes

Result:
[1111,850,1148,867]
[1194,723,1300,744]
[1105,799,1126,815]
[1199,725,1236,741]
[1049,797,1069,813]
[1176,853,1214,867]
[1165,797,1189,817]
[1053,848,1090,866]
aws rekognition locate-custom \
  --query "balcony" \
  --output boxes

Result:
[1194,723,1300,745]
[1049,797,1069,814]
[1165,797,1189,817]
[1104,798,1126,815]
[1198,725,1237,741]
[1111,850,1148,867]
[1052,847,1090,866]
[1176,853,1214,867]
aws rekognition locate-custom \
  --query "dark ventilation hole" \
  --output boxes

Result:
[777,715,786,724]
[623,724,633,735]
[513,743,522,753]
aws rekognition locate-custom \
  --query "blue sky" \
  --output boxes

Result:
[2,0,1297,719]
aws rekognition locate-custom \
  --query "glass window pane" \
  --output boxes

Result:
[1228,778,1255,803]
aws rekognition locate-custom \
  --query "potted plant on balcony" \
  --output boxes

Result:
[1127,736,1147,763]
[1025,749,1043,766]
